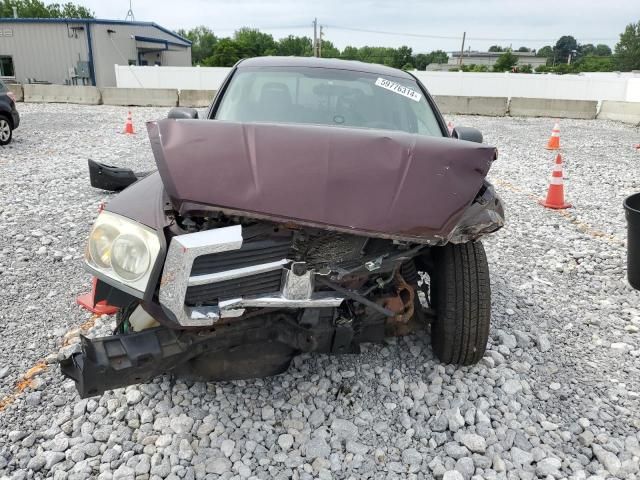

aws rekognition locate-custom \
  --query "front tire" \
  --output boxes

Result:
[428,241,491,365]
[0,116,12,145]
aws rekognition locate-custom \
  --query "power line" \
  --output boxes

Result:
[324,25,461,40]
[324,24,617,43]
[210,24,312,33]
[184,23,617,45]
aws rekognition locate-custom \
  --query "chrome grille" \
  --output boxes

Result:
[185,270,283,305]
[159,225,345,327]
[190,239,291,276]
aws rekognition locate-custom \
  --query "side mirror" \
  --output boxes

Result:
[452,126,483,144]
[168,107,199,120]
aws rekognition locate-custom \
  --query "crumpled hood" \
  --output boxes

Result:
[147,119,497,242]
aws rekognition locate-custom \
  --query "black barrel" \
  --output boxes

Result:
[624,192,640,290]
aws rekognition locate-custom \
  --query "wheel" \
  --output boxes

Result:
[0,116,12,145]
[427,241,491,365]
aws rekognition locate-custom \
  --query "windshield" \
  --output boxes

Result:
[215,66,444,137]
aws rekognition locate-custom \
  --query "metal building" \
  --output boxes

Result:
[447,51,548,69]
[0,18,192,87]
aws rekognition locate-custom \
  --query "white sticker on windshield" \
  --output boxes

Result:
[375,77,422,102]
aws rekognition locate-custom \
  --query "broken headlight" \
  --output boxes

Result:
[85,211,160,295]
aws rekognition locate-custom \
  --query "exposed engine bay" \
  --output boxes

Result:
[163,209,430,329]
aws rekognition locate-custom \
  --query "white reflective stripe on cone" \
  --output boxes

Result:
[553,164,563,172]
[549,177,564,185]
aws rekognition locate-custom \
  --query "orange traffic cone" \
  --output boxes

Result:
[545,122,560,150]
[539,153,571,209]
[76,277,119,315]
[123,111,135,134]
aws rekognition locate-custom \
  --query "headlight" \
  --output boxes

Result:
[85,211,161,295]
[89,224,118,268]
[111,234,150,281]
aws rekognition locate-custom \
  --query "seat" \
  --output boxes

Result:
[258,82,293,122]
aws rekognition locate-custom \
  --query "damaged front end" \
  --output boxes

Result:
[61,311,347,397]
[62,120,504,397]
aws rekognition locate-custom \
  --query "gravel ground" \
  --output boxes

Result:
[0,103,639,480]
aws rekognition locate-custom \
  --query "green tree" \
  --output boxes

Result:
[577,55,615,72]
[595,44,612,56]
[552,63,578,74]
[493,50,518,71]
[413,53,430,70]
[276,35,312,57]
[391,45,413,69]
[341,46,360,60]
[461,64,489,72]
[537,45,553,57]
[209,38,240,67]
[177,26,217,65]
[319,39,340,58]
[554,35,579,63]
[234,28,276,57]
[57,2,92,17]
[429,50,448,64]
[614,21,640,71]
[517,46,531,52]
[488,45,503,52]
[357,46,395,66]
[0,0,93,17]
[580,43,596,56]
[517,64,533,73]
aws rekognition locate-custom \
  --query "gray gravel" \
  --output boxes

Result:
[1,103,639,479]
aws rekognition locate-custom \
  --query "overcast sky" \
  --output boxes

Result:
[80,0,636,52]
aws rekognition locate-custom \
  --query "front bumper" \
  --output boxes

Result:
[11,109,19,129]
[60,328,185,397]
[448,181,505,243]
[60,312,338,397]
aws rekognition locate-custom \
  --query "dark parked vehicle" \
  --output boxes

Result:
[0,79,19,145]
[62,57,505,397]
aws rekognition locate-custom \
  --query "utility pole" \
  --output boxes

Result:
[458,31,466,67]
[312,18,318,57]
[319,25,324,57]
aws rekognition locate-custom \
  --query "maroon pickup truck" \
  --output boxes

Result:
[62,57,504,397]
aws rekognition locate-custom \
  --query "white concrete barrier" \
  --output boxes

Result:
[416,71,636,102]
[597,101,640,125]
[23,84,101,104]
[101,88,177,107]
[509,97,597,119]
[115,66,640,103]
[6,83,23,102]
[115,66,230,90]
[178,90,217,108]
[433,96,508,116]
[12,85,640,124]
